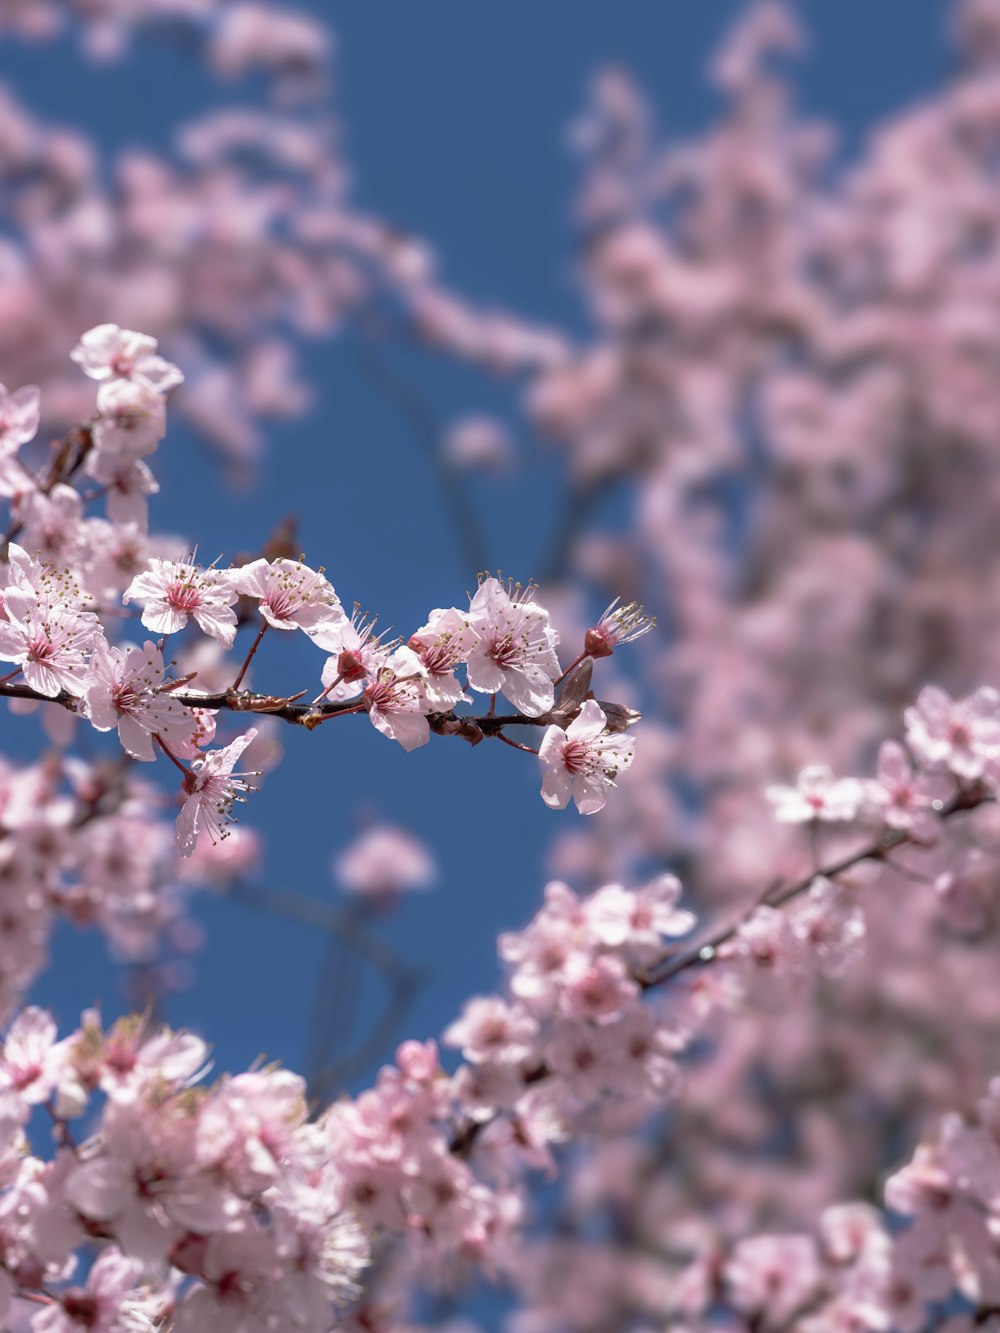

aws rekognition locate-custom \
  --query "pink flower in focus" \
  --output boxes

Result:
[538,699,636,815]
[124,557,239,646]
[234,557,346,635]
[362,651,431,752]
[176,729,259,857]
[407,606,479,708]
[0,575,99,698]
[583,597,655,659]
[83,638,198,761]
[466,576,561,716]
[314,607,390,701]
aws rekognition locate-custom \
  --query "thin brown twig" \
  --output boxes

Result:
[0,680,560,737]
[230,620,269,691]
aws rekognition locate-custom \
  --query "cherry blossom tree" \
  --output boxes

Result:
[1,2,1000,1331]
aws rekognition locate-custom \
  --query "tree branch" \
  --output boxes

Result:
[0,680,576,740]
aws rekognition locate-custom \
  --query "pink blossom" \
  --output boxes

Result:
[407,605,479,708]
[538,699,636,814]
[0,383,39,456]
[18,484,85,567]
[905,685,1000,781]
[83,638,198,761]
[444,997,539,1065]
[66,1102,241,1263]
[583,597,655,659]
[70,323,183,395]
[865,739,943,840]
[314,607,390,701]
[0,577,98,697]
[124,557,239,646]
[561,953,639,1024]
[362,651,431,751]
[31,1247,163,1333]
[0,383,39,497]
[466,577,561,716]
[585,874,695,960]
[545,1017,624,1099]
[789,877,866,976]
[84,454,159,529]
[725,1234,822,1325]
[92,379,168,460]
[0,1005,62,1105]
[766,763,864,822]
[723,905,809,999]
[234,556,346,635]
[334,823,436,899]
[176,729,259,857]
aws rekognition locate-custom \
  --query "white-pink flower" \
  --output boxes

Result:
[790,877,866,977]
[538,699,636,815]
[0,1005,62,1105]
[30,1247,162,1333]
[124,557,239,646]
[905,684,1000,782]
[406,606,479,708]
[314,607,390,701]
[93,379,168,461]
[766,764,863,823]
[83,638,198,761]
[71,323,183,395]
[444,997,539,1065]
[362,650,431,752]
[18,483,85,567]
[234,556,346,635]
[466,577,561,716]
[585,875,695,960]
[865,739,943,840]
[0,576,99,697]
[85,453,159,529]
[725,1235,822,1326]
[334,824,436,899]
[0,383,39,497]
[176,729,259,857]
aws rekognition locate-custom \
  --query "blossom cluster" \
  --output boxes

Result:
[0,327,647,869]
[643,1071,1000,1332]
[0,740,265,1026]
[0,1007,368,1332]
[3,5,1000,1333]
[0,682,997,1328]
[0,872,697,1327]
